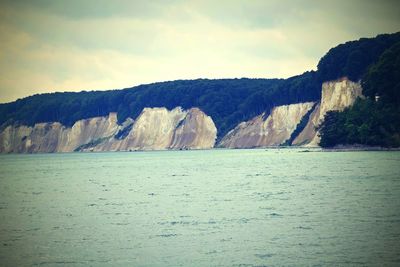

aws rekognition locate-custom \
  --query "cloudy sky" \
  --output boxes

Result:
[0,0,399,103]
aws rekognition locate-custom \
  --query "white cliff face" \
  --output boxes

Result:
[291,104,321,146]
[292,78,363,146]
[170,108,216,149]
[64,112,119,151]
[319,78,363,117]
[219,102,315,148]
[0,113,120,153]
[89,107,217,151]
[28,122,67,152]
[0,78,362,152]
[0,125,33,153]
[0,108,217,153]
[122,107,187,150]
[0,122,71,153]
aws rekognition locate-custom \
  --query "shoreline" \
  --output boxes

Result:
[1,145,400,154]
[320,145,400,152]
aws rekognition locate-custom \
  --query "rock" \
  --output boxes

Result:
[0,108,217,153]
[219,102,315,148]
[292,77,363,146]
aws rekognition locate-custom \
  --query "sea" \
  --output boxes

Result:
[0,149,399,266]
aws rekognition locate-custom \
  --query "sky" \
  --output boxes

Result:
[0,0,399,103]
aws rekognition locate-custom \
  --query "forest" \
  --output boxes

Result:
[0,72,321,139]
[0,32,399,143]
[319,40,400,148]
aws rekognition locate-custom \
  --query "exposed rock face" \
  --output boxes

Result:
[26,122,67,153]
[0,108,217,153]
[0,113,119,153]
[0,125,34,153]
[218,102,315,148]
[291,104,321,146]
[169,108,216,149]
[122,107,187,150]
[292,77,363,146]
[0,78,362,152]
[65,113,119,151]
[89,107,217,151]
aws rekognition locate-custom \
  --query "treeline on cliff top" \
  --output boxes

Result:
[0,32,399,140]
[0,75,320,139]
[319,41,400,148]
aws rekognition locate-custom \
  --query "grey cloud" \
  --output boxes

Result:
[0,0,179,19]
[0,0,399,103]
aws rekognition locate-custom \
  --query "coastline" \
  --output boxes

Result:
[2,145,400,154]
[320,144,400,152]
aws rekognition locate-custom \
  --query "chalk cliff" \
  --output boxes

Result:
[218,102,315,148]
[89,107,217,151]
[0,78,363,152]
[0,108,216,153]
[169,108,216,149]
[0,113,119,153]
[292,78,363,146]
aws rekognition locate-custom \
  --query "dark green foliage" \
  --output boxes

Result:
[0,90,125,128]
[0,73,321,139]
[318,111,345,148]
[319,99,400,147]
[317,32,400,82]
[1,32,399,143]
[362,42,400,105]
[319,41,400,148]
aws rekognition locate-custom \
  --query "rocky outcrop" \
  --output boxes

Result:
[0,124,34,153]
[292,77,363,146]
[218,78,362,148]
[65,113,119,151]
[0,113,120,153]
[169,108,216,149]
[218,102,315,148]
[119,107,187,150]
[0,78,363,152]
[89,107,217,151]
[88,107,217,151]
[291,104,321,146]
[0,108,217,153]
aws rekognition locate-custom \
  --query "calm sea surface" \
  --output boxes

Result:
[0,149,399,266]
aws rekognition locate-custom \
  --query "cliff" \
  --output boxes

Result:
[0,108,217,153]
[89,107,217,151]
[1,33,397,152]
[218,77,362,148]
[292,78,363,146]
[218,102,315,148]
[0,78,363,153]
[0,113,119,153]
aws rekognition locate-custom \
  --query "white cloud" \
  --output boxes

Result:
[0,0,399,103]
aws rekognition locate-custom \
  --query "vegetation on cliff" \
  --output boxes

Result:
[317,32,400,82]
[319,41,400,148]
[0,73,321,139]
[0,32,399,142]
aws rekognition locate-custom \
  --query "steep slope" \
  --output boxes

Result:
[292,78,363,146]
[1,32,398,152]
[0,113,120,153]
[0,108,217,153]
[169,108,216,149]
[0,73,321,140]
[91,107,217,151]
[218,102,315,148]
[318,41,400,148]
[121,107,187,150]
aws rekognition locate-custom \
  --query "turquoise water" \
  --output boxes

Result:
[0,149,399,266]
